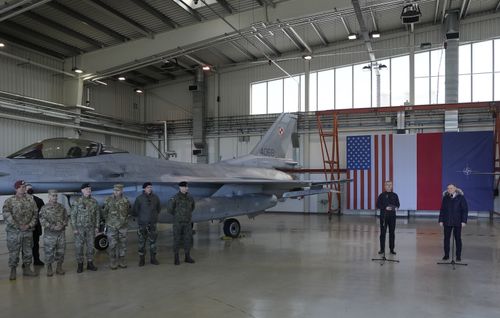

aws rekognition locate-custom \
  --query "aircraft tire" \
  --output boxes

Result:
[94,234,109,250]
[223,218,240,238]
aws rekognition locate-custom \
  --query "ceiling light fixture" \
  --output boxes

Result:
[202,65,211,71]
[134,88,144,94]
[118,76,126,81]
[72,67,83,74]
[0,42,5,48]
[362,65,371,71]
[348,33,358,40]
[302,55,312,60]
[370,31,381,39]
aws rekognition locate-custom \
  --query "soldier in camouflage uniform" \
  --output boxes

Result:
[71,183,100,273]
[167,181,196,265]
[102,184,130,270]
[132,182,161,266]
[39,189,68,277]
[2,180,39,280]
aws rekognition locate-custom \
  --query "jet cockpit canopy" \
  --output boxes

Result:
[7,138,128,159]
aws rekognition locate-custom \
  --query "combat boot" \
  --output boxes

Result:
[150,254,160,265]
[184,252,195,264]
[46,263,53,277]
[56,262,65,275]
[174,253,180,265]
[139,255,145,267]
[22,265,38,277]
[118,257,127,268]
[9,267,16,280]
[109,258,118,270]
[77,262,84,273]
[87,261,98,271]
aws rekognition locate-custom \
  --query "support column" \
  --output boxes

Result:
[304,59,311,213]
[63,77,83,138]
[444,10,460,132]
[192,67,208,163]
[409,31,415,105]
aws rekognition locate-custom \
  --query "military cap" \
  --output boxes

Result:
[80,183,91,190]
[113,184,124,191]
[142,182,152,189]
[14,180,26,189]
[178,181,188,187]
[48,189,58,195]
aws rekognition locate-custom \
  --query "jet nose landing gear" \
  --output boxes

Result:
[223,218,241,238]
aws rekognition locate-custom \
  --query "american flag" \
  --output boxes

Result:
[346,135,393,210]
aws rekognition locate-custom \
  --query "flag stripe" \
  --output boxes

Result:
[353,170,358,210]
[374,135,379,205]
[381,136,386,187]
[417,133,442,210]
[389,134,394,183]
[393,135,417,210]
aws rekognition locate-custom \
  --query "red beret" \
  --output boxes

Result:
[14,180,26,189]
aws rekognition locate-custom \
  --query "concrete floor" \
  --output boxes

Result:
[0,213,499,318]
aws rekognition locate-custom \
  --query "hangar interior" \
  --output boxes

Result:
[0,1,500,317]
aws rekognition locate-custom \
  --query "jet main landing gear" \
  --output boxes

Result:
[223,218,240,238]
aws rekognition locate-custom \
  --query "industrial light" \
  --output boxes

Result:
[370,31,381,39]
[420,42,432,49]
[362,65,371,71]
[302,55,312,60]
[348,33,358,40]
[378,64,387,70]
[134,88,143,94]
[72,67,83,74]
[401,3,422,24]
[0,42,5,48]
[202,65,211,71]
[118,76,126,81]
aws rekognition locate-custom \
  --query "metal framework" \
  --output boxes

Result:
[316,112,341,214]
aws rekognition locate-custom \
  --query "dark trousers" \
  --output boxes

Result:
[32,224,42,262]
[379,212,396,252]
[443,225,462,258]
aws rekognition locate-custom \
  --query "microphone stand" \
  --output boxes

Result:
[437,226,467,270]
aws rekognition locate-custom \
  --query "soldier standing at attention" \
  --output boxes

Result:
[25,183,45,266]
[2,180,38,280]
[168,181,196,266]
[39,190,68,276]
[132,182,161,266]
[71,183,100,273]
[102,184,130,269]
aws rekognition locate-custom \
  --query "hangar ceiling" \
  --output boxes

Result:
[0,0,499,87]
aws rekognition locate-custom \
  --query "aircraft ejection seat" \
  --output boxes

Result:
[67,146,82,158]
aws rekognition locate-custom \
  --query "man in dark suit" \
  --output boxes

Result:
[439,183,468,261]
[376,181,400,255]
[26,184,45,266]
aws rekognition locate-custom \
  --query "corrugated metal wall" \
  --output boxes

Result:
[0,118,64,156]
[86,81,143,122]
[145,80,193,122]
[0,46,64,103]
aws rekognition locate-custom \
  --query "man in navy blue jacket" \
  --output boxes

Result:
[376,181,400,255]
[439,183,468,261]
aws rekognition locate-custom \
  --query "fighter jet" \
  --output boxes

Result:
[0,113,347,242]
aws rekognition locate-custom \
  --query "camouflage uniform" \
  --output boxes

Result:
[39,201,68,264]
[168,192,195,253]
[2,195,38,268]
[70,196,100,263]
[102,194,130,266]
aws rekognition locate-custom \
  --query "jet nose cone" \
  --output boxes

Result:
[0,158,10,177]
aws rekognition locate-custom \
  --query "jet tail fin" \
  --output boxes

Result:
[249,113,297,159]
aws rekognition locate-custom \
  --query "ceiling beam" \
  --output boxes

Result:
[441,0,448,24]
[184,53,208,66]
[351,0,376,63]
[281,28,303,51]
[25,11,105,49]
[85,0,154,38]
[288,26,312,53]
[216,0,233,14]
[0,0,52,22]
[497,0,500,11]
[254,34,281,56]
[147,65,176,80]
[0,0,32,15]
[310,22,328,46]
[0,31,65,58]
[130,0,177,29]
[463,0,472,18]
[229,41,257,60]
[3,21,84,55]
[172,0,203,22]
[208,47,237,64]
[370,8,378,30]
[48,2,129,42]
[172,59,196,75]
[434,0,440,23]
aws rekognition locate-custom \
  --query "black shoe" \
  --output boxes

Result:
[150,254,160,265]
[185,253,195,264]
[87,261,97,271]
[456,257,462,262]
[378,250,385,255]
[34,259,45,266]
[139,255,145,267]
[390,250,397,255]
[77,263,83,273]
[442,255,449,261]
[174,253,180,266]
